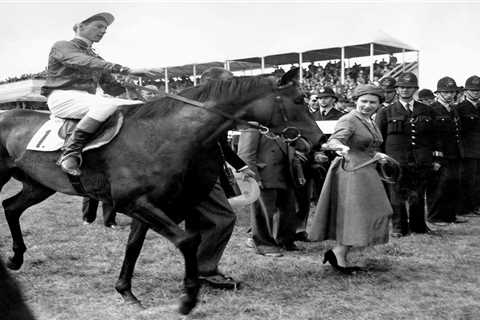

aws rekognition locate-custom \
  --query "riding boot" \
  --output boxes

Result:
[58,116,103,176]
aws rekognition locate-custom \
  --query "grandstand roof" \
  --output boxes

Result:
[165,30,416,77]
[233,30,417,67]
[0,79,46,104]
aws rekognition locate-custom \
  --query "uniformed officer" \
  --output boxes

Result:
[379,77,397,107]
[457,75,480,216]
[376,72,436,236]
[417,89,436,106]
[309,87,344,120]
[427,77,467,225]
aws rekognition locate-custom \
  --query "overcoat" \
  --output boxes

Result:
[309,110,392,246]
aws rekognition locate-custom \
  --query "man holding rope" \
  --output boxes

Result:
[41,12,161,176]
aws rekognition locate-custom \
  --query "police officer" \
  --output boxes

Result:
[380,77,397,107]
[417,89,436,106]
[309,87,344,121]
[427,77,467,225]
[457,75,480,216]
[376,72,436,236]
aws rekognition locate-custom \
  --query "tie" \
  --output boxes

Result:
[322,110,327,118]
[406,103,412,115]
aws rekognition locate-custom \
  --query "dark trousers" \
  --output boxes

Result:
[427,159,462,222]
[460,158,480,214]
[185,179,236,275]
[294,183,310,231]
[251,187,297,247]
[389,165,429,234]
[82,197,116,227]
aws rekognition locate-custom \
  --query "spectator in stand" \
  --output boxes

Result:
[388,54,398,67]
[457,75,480,217]
[379,77,397,107]
[427,77,468,225]
[417,89,435,106]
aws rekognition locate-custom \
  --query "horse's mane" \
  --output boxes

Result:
[129,76,276,120]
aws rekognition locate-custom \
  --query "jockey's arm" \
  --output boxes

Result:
[51,40,128,74]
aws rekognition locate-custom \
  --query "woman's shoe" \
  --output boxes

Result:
[323,250,355,275]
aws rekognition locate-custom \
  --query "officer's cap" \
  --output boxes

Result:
[465,75,480,91]
[317,87,338,101]
[396,72,418,88]
[418,89,435,100]
[436,76,459,93]
[379,77,396,92]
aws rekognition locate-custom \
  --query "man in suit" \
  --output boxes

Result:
[186,67,255,289]
[309,87,344,121]
[376,72,436,237]
[238,123,299,257]
[427,77,468,225]
[457,75,480,216]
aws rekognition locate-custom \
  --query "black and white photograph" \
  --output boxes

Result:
[0,1,479,319]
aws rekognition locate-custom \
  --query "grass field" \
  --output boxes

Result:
[1,179,480,320]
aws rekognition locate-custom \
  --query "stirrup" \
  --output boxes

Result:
[58,154,82,176]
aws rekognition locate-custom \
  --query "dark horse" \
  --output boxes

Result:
[0,71,322,314]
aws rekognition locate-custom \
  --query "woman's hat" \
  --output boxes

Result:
[352,84,385,103]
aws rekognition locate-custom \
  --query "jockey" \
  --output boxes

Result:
[41,12,161,176]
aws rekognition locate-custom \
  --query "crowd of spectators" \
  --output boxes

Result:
[0,71,47,85]
[301,54,400,101]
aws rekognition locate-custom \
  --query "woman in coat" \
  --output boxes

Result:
[308,84,393,274]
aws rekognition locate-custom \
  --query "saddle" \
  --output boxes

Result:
[26,112,124,152]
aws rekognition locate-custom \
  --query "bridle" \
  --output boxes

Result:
[157,82,303,143]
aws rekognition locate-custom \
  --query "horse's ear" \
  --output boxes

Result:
[278,67,299,87]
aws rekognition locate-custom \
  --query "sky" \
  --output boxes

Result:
[1,1,480,89]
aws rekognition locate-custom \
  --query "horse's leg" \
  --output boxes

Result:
[2,180,54,270]
[115,218,148,307]
[128,196,201,315]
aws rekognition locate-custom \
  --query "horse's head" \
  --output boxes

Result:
[240,70,324,149]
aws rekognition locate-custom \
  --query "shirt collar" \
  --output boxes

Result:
[320,106,333,113]
[74,35,92,47]
[399,99,413,111]
[437,98,451,111]
[467,97,479,108]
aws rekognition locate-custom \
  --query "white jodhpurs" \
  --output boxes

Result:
[47,89,143,121]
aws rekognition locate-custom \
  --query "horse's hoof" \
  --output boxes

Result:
[6,257,23,270]
[121,292,144,309]
[178,295,197,315]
